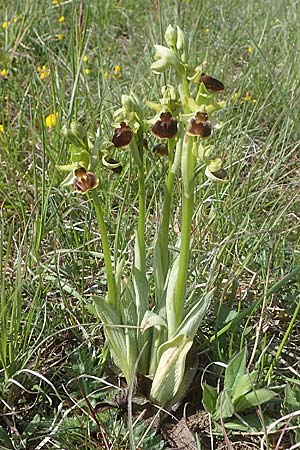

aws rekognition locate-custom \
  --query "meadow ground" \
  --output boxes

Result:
[1,0,300,448]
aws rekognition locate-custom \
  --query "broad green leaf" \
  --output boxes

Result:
[93,296,136,383]
[140,311,167,333]
[232,371,258,403]
[166,255,180,337]
[0,426,13,448]
[213,390,235,420]
[176,288,213,338]
[283,384,300,413]
[224,348,247,392]
[224,414,273,432]
[202,384,218,414]
[153,239,165,304]
[234,389,276,412]
[150,335,193,406]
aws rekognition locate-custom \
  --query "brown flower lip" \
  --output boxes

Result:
[200,73,224,92]
[73,167,98,193]
[151,112,178,139]
[112,122,133,148]
[187,112,212,137]
[153,142,168,156]
[212,168,227,180]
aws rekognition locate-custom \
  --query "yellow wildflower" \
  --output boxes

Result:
[38,65,50,80]
[45,112,58,128]
[84,68,90,75]
[0,68,8,77]
[244,91,252,101]
[231,92,238,102]
[58,15,65,23]
[104,70,110,79]
[52,0,61,4]
[204,28,209,33]
[83,55,88,62]
[0,124,4,133]
[248,46,253,54]
[56,33,64,41]
[252,99,257,104]
[2,21,8,29]
[114,65,121,75]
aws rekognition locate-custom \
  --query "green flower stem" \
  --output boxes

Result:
[91,190,118,309]
[136,164,146,273]
[169,137,196,337]
[172,189,194,333]
[158,138,176,280]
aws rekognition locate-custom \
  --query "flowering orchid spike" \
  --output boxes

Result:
[72,167,99,193]
[151,112,178,139]
[112,122,133,148]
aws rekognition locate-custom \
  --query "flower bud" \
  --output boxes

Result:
[151,112,178,139]
[200,73,224,92]
[62,121,88,149]
[187,112,212,138]
[165,25,177,48]
[72,167,99,193]
[112,122,133,148]
[150,45,183,74]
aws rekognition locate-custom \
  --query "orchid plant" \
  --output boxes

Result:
[57,25,227,407]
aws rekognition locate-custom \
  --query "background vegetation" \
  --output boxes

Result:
[1,0,300,448]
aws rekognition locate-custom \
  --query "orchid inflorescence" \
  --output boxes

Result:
[57,25,228,407]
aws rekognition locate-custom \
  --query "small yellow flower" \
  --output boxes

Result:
[231,92,238,102]
[0,124,4,133]
[248,46,253,54]
[0,68,8,77]
[83,55,88,62]
[56,33,64,41]
[204,28,209,33]
[244,91,252,101]
[104,70,110,79]
[2,21,8,29]
[52,0,61,4]
[84,68,90,75]
[45,112,58,128]
[38,65,50,80]
[113,65,121,75]
[58,15,65,23]
[252,99,257,104]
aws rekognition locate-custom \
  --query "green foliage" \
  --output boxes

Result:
[203,348,276,428]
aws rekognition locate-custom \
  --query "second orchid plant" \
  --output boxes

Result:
[58,25,227,407]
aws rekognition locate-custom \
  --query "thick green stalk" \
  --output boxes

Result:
[168,136,196,337]
[157,139,176,280]
[172,188,194,332]
[136,164,146,273]
[91,190,118,309]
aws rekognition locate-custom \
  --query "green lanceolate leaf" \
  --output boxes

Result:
[213,390,235,420]
[150,334,193,406]
[224,348,247,393]
[234,389,276,412]
[140,310,167,333]
[93,296,136,383]
[165,254,180,336]
[232,370,258,404]
[203,384,218,414]
[176,288,214,338]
